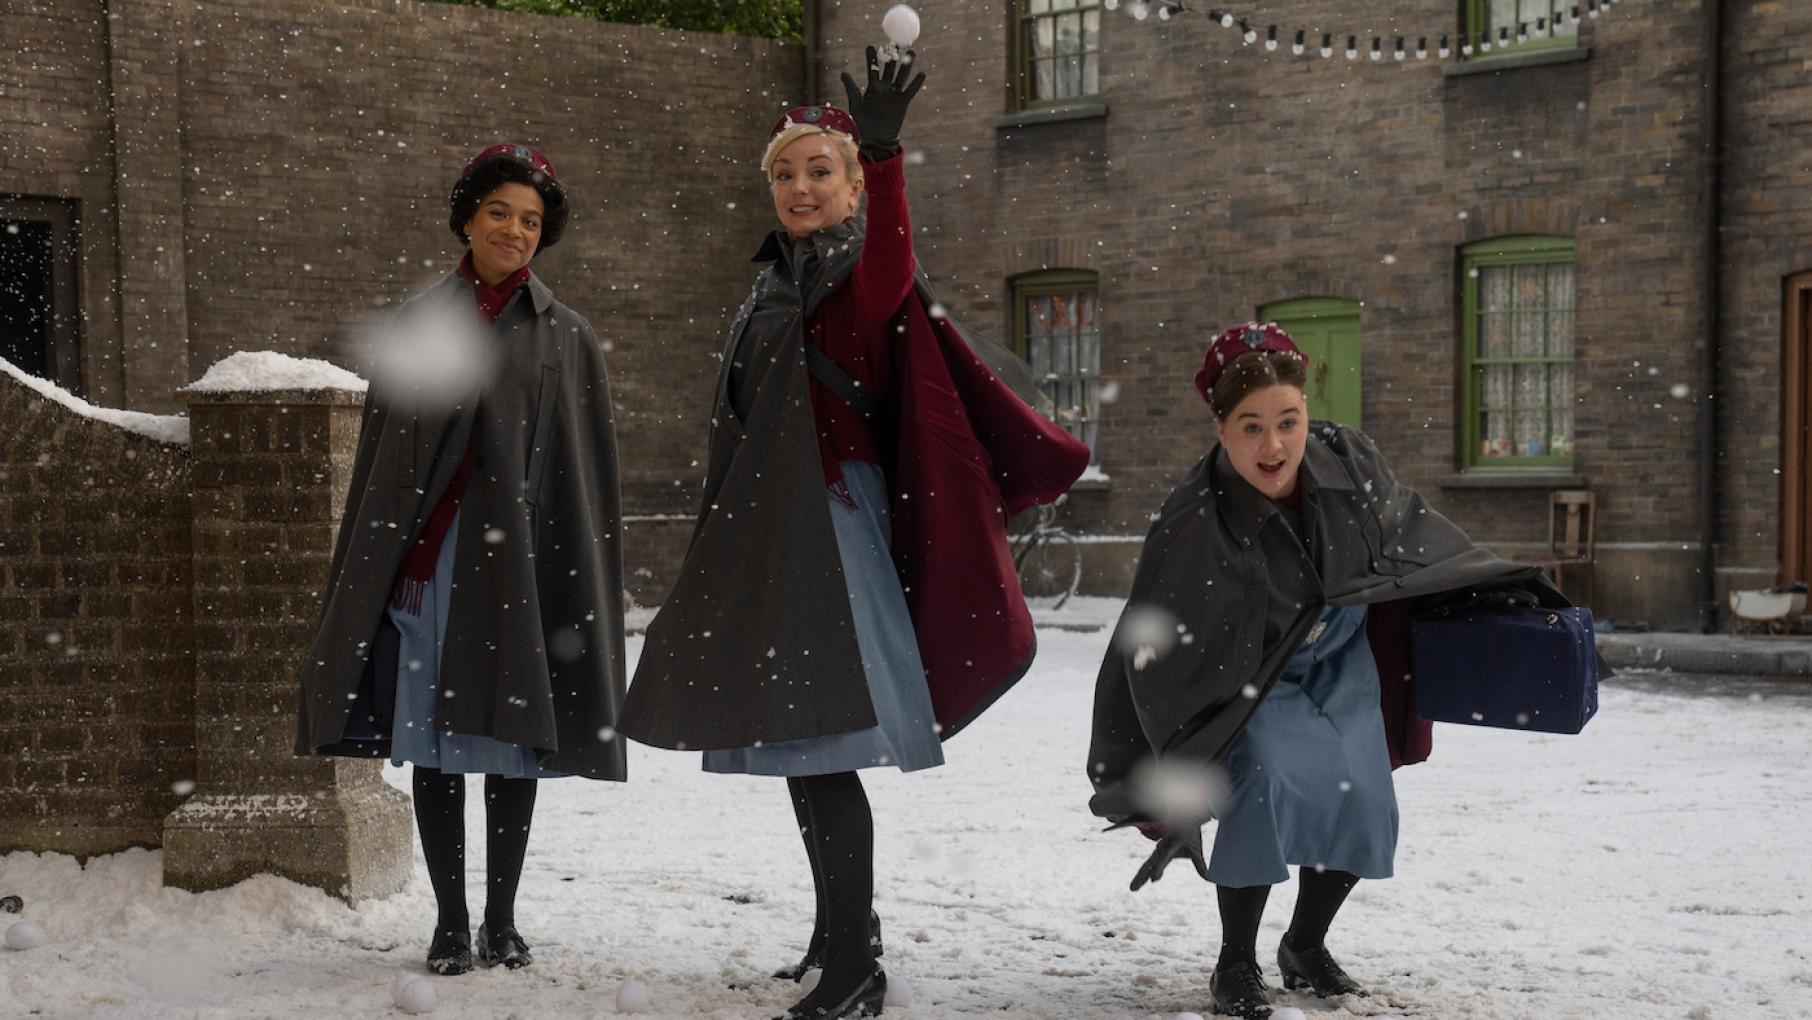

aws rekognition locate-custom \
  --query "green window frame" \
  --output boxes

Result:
[1013,269,1101,462]
[1463,0,1579,58]
[1012,0,1102,111]
[1461,236,1577,470]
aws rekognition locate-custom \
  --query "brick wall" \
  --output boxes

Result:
[5,0,806,527]
[0,369,194,857]
[1720,0,1812,583]
[811,0,1748,627]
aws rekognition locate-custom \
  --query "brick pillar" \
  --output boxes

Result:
[163,386,411,903]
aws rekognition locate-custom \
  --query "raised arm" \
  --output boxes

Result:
[841,46,925,327]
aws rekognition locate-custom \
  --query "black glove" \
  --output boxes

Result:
[1128,824,1210,892]
[840,45,926,161]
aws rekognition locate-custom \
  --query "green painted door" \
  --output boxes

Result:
[1258,297,1362,427]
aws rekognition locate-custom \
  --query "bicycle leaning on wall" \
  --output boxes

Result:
[1009,494,1082,609]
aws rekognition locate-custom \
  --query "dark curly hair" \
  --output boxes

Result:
[1210,350,1309,421]
[448,154,569,252]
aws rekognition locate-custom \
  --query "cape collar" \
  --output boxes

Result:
[430,263,554,317]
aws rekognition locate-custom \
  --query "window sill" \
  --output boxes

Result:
[1070,470,1112,492]
[996,101,1108,131]
[1437,471,1588,490]
[1443,46,1591,78]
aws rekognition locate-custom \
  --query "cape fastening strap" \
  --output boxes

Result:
[804,341,881,420]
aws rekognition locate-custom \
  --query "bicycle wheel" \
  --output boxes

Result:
[1017,530,1082,607]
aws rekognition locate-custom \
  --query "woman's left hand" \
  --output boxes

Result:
[841,44,926,158]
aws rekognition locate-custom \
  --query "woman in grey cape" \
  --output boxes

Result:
[296,144,627,976]
[621,49,1089,1020]
[1089,322,1573,1018]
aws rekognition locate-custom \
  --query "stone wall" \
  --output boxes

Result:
[0,368,194,858]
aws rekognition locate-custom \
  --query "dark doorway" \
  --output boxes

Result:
[1785,272,1812,585]
[0,197,82,393]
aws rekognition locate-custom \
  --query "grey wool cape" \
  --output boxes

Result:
[296,270,629,781]
[1087,422,1573,824]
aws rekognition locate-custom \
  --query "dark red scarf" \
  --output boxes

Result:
[389,253,530,614]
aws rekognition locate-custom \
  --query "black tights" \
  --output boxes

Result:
[787,772,877,1001]
[1215,868,1360,969]
[412,766,539,937]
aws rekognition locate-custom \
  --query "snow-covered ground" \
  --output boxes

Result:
[4,621,1811,1019]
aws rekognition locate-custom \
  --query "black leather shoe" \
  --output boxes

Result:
[476,922,533,970]
[1277,937,1365,998]
[1209,960,1272,1018]
[774,911,884,982]
[426,928,474,976]
[775,967,887,1019]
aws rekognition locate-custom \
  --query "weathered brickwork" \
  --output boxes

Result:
[811,0,1795,628]
[0,372,194,858]
[5,0,803,524]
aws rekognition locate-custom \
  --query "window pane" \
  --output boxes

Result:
[1030,0,1052,13]
[1057,12,1082,56]
[1480,264,1512,312]
[1488,0,1518,32]
[1082,53,1099,96]
[1034,58,1055,102]
[1549,361,1575,456]
[1051,0,1077,10]
[1547,262,1575,310]
[1480,311,1510,359]
[1033,17,1054,61]
[1083,9,1100,51]
[1511,265,1546,358]
[1514,362,1548,455]
[1480,364,1514,459]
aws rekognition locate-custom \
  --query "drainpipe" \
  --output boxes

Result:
[1696,0,1724,633]
[803,0,821,104]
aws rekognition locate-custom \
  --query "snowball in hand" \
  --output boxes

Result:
[615,979,652,1013]
[883,4,921,46]
[392,974,437,1015]
[884,974,913,1007]
[4,921,45,950]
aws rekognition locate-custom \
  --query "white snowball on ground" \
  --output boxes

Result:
[615,979,652,1013]
[884,974,913,1007]
[1173,1013,1206,1020]
[798,968,823,995]
[389,972,420,1002]
[1271,1008,1308,1020]
[393,974,437,1014]
[5,922,45,950]
[882,5,921,46]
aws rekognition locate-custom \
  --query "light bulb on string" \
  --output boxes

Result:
[1499,26,1511,47]
[1320,32,1333,58]
[1219,11,1235,27]
[1461,37,1474,56]
[1265,25,1279,51]
[1479,30,1491,52]
[1127,0,1149,21]
[1241,20,1258,44]
[1535,16,1547,37]
[1369,37,1382,61]
[1156,2,1172,21]
[1292,29,1306,55]
[1439,34,1451,58]
[1416,36,1428,59]
[1517,22,1529,44]
[1393,36,1405,60]
[1346,35,1358,60]
[1568,6,1580,26]
[1588,0,1600,18]
[1103,0,1118,9]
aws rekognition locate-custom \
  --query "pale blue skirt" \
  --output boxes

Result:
[388,507,561,779]
[1207,604,1398,887]
[703,461,946,778]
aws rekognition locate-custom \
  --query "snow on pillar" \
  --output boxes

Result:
[163,359,410,903]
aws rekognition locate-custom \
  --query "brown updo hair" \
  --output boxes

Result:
[1209,350,1309,421]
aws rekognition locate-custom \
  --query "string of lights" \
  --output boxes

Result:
[1103,0,1632,63]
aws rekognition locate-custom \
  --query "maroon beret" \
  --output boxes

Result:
[1193,321,1306,406]
[762,105,862,173]
[462,143,558,184]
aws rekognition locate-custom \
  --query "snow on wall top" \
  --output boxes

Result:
[1,356,191,447]
[181,351,367,396]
